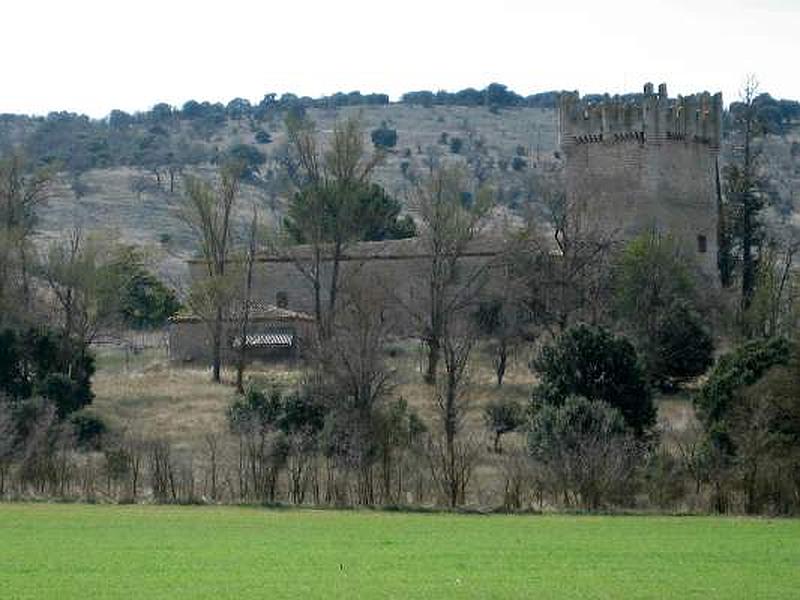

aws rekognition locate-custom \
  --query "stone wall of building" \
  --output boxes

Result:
[187,238,505,337]
[559,83,722,275]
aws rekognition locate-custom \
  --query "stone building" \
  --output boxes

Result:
[168,303,315,363]
[185,236,506,336]
[172,238,505,361]
[172,82,723,361]
[559,82,723,276]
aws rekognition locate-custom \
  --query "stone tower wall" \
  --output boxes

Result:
[559,83,723,275]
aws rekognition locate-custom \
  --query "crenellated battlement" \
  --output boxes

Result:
[559,82,722,279]
[559,82,723,150]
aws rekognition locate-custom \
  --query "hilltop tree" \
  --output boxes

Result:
[370,123,398,149]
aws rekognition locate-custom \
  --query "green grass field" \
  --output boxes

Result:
[1,504,798,599]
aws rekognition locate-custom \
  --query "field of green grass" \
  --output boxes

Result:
[1,504,798,599]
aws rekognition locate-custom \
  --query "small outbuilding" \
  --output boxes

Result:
[168,303,315,364]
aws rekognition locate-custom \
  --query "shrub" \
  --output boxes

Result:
[531,324,655,436]
[370,124,398,149]
[254,130,272,144]
[0,328,95,419]
[449,137,463,154]
[728,355,800,514]
[484,398,525,452]
[695,337,791,427]
[528,396,641,510]
[69,411,108,450]
[650,302,714,388]
[227,144,266,177]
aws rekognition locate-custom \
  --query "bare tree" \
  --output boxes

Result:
[232,206,260,394]
[39,227,128,347]
[407,165,493,383]
[428,314,481,507]
[742,234,799,338]
[0,153,52,323]
[0,400,15,496]
[509,171,616,336]
[179,162,243,382]
[316,280,394,504]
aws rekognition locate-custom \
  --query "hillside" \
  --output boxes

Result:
[2,86,798,278]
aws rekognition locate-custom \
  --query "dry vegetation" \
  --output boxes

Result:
[90,339,692,465]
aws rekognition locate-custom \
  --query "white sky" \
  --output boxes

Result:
[1,0,798,118]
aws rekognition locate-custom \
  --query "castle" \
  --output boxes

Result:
[170,83,723,361]
[559,82,723,274]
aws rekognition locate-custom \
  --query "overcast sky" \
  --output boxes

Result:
[2,0,797,118]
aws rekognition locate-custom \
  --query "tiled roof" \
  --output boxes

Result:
[169,303,314,323]
[233,332,295,348]
[187,236,508,265]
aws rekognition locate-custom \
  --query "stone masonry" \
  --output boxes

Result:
[559,82,723,275]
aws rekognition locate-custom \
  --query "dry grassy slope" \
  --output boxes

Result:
[31,106,559,278]
[36,166,283,279]
[758,130,800,230]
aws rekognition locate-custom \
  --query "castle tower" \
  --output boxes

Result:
[558,82,723,277]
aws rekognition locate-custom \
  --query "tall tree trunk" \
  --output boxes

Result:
[312,247,324,340]
[716,159,734,287]
[425,337,440,384]
[236,209,258,394]
[741,112,757,317]
[212,305,223,383]
[445,372,457,508]
[495,341,507,387]
[328,241,342,318]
